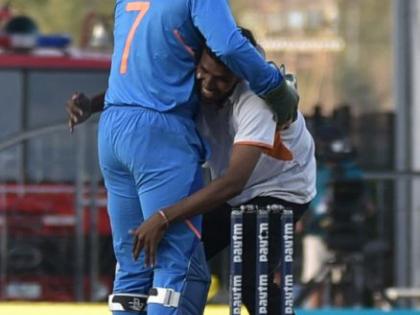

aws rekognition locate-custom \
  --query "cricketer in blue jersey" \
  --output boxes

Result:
[106,0,285,114]
[76,1,297,315]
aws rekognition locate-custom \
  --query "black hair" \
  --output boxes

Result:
[238,27,258,47]
[203,26,258,65]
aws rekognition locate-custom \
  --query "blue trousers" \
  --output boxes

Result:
[98,106,210,315]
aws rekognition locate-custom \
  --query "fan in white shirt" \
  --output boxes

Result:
[199,81,316,207]
[133,29,316,315]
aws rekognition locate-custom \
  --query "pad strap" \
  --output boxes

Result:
[108,293,148,312]
[148,287,181,308]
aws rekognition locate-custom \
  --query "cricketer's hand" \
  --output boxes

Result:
[264,65,299,127]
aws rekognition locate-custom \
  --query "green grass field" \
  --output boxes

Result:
[0,303,248,315]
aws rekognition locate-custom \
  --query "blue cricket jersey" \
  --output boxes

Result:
[105,0,282,116]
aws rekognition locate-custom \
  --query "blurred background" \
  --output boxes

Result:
[0,0,419,313]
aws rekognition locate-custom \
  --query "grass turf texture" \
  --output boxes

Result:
[0,303,247,315]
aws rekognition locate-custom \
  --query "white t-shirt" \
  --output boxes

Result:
[198,81,316,206]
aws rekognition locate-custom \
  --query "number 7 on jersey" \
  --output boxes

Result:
[120,1,150,74]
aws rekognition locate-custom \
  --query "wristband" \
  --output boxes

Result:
[158,210,170,228]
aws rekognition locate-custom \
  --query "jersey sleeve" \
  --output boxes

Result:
[189,0,283,95]
[233,91,277,148]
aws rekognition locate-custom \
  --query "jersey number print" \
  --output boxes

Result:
[120,1,150,74]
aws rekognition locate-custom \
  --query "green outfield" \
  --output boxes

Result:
[0,303,249,315]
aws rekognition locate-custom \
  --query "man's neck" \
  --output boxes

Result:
[215,81,240,108]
